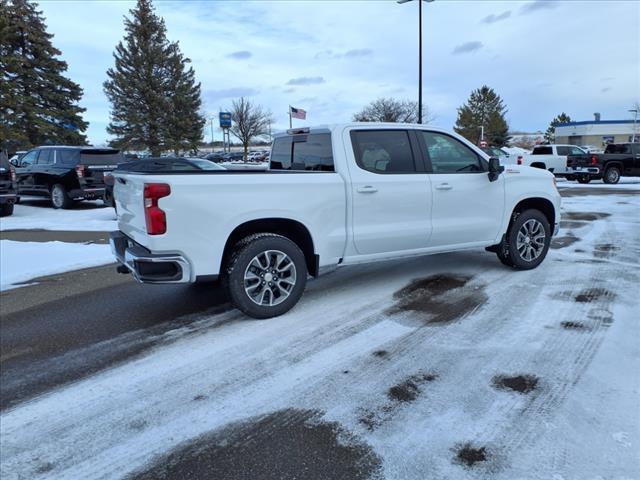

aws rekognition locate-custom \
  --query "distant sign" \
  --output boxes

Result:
[219,112,232,128]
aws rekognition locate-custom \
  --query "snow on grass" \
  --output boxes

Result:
[0,199,116,232]
[0,240,114,291]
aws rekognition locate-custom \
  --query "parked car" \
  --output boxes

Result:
[566,142,640,184]
[222,152,245,162]
[204,153,226,163]
[12,146,124,209]
[480,146,510,163]
[8,151,26,165]
[0,151,18,217]
[104,157,225,208]
[110,123,561,319]
[516,144,587,176]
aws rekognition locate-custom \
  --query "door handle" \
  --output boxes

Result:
[435,183,452,190]
[357,185,378,193]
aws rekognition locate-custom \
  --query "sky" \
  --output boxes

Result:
[38,0,640,146]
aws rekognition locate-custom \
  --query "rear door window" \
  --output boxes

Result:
[532,146,553,155]
[58,149,80,165]
[350,130,416,173]
[35,149,53,165]
[271,133,334,171]
[556,146,569,156]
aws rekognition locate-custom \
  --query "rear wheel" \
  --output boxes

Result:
[495,209,551,270]
[223,233,307,319]
[0,203,14,217]
[577,175,591,184]
[603,166,621,184]
[50,184,74,209]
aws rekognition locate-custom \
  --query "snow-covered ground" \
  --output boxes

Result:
[0,240,114,291]
[0,199,116,232]
[1,187,638,479]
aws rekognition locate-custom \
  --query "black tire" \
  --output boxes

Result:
[603,166,621,184]
[223,233,308,319]
[50,183,74,209]
[496,209,551,270]
[0,203,14,217]
[577,175,591,184]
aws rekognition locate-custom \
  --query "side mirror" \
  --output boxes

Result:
[9,158,19,167]
[488,157,504,182]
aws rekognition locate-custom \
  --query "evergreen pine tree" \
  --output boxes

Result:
[0,0,88,152]
[104,0,204,155]
[544,112,571,143]
[454,86,510,147]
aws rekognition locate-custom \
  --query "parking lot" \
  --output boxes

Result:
[0,181,638,479]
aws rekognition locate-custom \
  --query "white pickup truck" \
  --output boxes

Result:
[111,124,561,318]
[516,144,587,176]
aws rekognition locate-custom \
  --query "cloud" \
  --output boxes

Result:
[204,87,259,102]
[601,87,612,93]
[452,41,483,55]
[282,87,296,94]
[286,76,325,86]
[520,1,557,15]
[314,49,373,59]
[227,50,252,60]
[343,48,373,58]
[481,11,511,24]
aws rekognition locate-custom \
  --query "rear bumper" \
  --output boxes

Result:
[0,193,17,204]
[69,187,106,200]
[109,231,192,283]
[569,166,601,176]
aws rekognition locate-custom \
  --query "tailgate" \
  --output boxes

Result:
[566,154,590,168]
[79,150,123,186]
[113,173,148,240]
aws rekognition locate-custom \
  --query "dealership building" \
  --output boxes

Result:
[554,115,638,147]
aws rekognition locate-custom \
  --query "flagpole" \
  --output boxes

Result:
[288,105,292,129]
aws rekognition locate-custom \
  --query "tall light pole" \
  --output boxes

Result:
[397,0,434,124]
[629,108,639,143]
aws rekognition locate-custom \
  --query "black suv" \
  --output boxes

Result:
[0,151,18,216]
[12,146,124,208]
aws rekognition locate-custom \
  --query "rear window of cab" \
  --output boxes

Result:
[270,133,334,171]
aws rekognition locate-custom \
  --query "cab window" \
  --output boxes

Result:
[351,130,417,174]
[19,150,38,167]
[421,131,483,173]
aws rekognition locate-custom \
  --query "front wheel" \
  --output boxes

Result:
[224,233,307,319]
[603,166,621,184]
[50,184,74,209]
[495,209,551,270]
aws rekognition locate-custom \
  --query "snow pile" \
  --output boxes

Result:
[0,201,116,232]
[0,240,114,290]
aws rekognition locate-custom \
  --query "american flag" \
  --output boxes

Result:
[290,106,307,120]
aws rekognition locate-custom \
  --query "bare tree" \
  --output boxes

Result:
[353,97,433,124]
[229,97,273,160]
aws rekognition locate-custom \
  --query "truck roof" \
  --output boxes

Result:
[273,122,453,138]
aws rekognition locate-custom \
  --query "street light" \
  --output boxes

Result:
[397,0,435,124]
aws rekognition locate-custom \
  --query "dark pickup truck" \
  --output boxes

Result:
[11,146,124,208]
[0,151,18,216]
[566,143,640,184]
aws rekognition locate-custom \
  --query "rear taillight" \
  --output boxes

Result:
[75,164,86,178]
[517,155,523,165]
[144,183,170,235]
[591,155,598,165]
[10,166,16,182]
